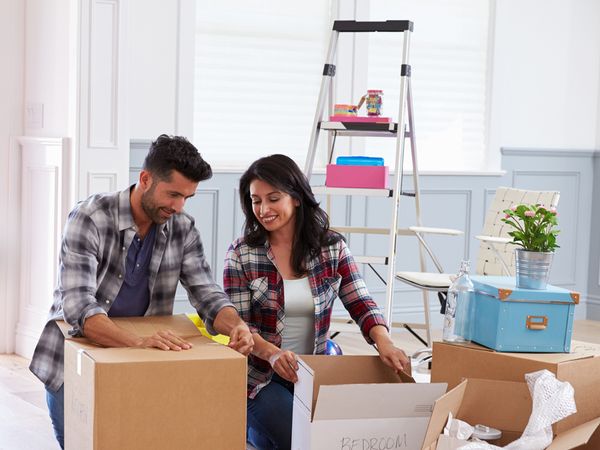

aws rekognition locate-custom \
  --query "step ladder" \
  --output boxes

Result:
[304,20,433,346]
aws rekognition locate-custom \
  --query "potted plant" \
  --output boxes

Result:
[501,204,559,289]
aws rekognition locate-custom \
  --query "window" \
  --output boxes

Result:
[193,1,332,169]
[193,0,492,171]
[365,0,492,171]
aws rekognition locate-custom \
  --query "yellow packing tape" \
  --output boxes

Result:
[186,313,230,345]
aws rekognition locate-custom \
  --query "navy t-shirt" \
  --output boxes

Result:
[108,225,157,317]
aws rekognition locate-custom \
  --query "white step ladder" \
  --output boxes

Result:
[304,20,433,346]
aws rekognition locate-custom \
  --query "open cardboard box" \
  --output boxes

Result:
[431,340,600,434]
[61,314,246,450]
[291,354,447,450]
[421,378,600,450]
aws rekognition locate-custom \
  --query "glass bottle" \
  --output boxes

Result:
[443,260,475,342]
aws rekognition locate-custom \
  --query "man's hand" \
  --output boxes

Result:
[136,329,193,351]
[82,314,193,351]
[227,323,254,356]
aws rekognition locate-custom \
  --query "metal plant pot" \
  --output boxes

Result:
[515,249,554,290]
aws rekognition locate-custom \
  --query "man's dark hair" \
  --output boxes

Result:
[143,134,212,183]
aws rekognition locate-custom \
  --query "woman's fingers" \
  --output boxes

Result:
[271,350,298,382]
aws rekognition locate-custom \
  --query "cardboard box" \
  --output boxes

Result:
[325,164,389,189]
[62,315,246,450]
[291,355,447,450]
[421,378,600,450]
[470,275,578,352]
[431,340,600,433]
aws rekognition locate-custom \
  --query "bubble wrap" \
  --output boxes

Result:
[457,369,577,450]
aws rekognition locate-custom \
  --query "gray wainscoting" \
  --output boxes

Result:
[131,141,599,324]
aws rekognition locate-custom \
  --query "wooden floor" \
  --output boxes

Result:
[1,320,599,449]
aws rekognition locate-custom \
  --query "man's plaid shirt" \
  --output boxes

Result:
[223,236,387,399]
[30,186,233,392]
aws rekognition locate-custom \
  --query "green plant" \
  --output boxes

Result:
[501,204,559,252]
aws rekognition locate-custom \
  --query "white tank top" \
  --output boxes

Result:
[281,277,315,355]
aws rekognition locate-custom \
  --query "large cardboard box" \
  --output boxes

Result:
[421,378,600,450]
[62,315,246,450]
[431,340,600,433]
[470,275,578,352]
[291,355,447,450]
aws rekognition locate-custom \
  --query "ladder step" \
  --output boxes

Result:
[331,225,415,236]
[354,255,389,265]
[320,121,398,137]
[333,226,389,235]
[400,191,416,197]
[333,20,413,33]
[312,186,393,197]
[332,226,417,236]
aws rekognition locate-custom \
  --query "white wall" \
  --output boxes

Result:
[127,0,195,139]
[488,0,600,168]
[0,0,25,354]
[24,0,75,138]
[4,0,76,356]
[2,0,132,357]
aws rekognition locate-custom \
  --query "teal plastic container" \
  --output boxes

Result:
[335,156,384,166]
[470,275,578,353]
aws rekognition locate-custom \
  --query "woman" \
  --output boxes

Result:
[223,154,409,450]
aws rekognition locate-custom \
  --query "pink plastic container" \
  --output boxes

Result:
[325,164,389,189]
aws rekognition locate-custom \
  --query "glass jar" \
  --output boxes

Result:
[365,90,383,116]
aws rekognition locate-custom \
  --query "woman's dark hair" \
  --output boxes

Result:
[239,154,342,276]
[143,134,212,183]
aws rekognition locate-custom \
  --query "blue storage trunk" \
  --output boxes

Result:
[470,275,579,353]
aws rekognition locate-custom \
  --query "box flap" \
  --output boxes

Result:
[457,378,531,432]
[294,358,315,418]
[299,355,413,414]
[421,380,467,449]
[422,378,532,450]
[313,382,447,421]
[471,275,578,304]
[547,417,600,449]
[57,314,202,340]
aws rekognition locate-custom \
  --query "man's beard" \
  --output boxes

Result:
[141,184,172,224]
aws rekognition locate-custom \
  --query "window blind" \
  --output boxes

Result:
[193,0,332,169]
[365,0,491,171]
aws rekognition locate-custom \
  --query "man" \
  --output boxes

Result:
[29,135,254,448]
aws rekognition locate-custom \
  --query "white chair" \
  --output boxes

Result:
[395,186,560,347]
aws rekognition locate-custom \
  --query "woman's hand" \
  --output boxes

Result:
[368,325,410,375]
[268,349,299,383]
[376,341,410,375]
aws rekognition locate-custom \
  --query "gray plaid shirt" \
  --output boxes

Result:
[30,186,234,391]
